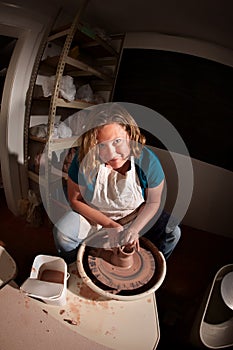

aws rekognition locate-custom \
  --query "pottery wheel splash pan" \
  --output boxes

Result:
[78,237,166,299]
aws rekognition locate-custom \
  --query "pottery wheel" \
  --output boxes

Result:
[87,247,156,291]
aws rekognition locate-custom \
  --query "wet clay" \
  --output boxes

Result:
[39,269,64,284]
[111,245,135,268]
[85,237,162,294]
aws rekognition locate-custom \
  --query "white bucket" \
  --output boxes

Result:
[20,255,69,306]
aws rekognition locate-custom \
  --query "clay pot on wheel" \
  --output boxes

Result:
[77,237,166,301]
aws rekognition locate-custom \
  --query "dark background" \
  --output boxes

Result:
[113,49,233,171]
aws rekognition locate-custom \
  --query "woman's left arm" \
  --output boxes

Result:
[122,179,164,245]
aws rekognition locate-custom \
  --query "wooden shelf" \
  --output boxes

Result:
[33,96,94,108]
[49,135,80,151]
[31,96,95,109]
[47,23,119,59]
[28,170,40,184]
[28,167,68,185]
[75,23,119,57]
[29,134,80,150]
[65,56,113,81]
[51,166,68,180]
[48,28,70,42]
[29,135,47,143]
[28,170,58,187]
[24,4,125,216]
[56,97,94,109]
[41,55,113,81]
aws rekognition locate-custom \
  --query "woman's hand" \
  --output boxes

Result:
[102,226,124,249]
[120,229,140,250]
[94,227,140,251]
[84,225,124,249]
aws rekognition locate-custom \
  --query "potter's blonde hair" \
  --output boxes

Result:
[78,103,146,182]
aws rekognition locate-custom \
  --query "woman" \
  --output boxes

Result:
[53,103,181,263]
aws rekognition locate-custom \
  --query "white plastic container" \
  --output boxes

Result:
[20,255,69,306]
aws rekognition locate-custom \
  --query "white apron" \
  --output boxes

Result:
[90,156,144,220]
[67,157,144,245]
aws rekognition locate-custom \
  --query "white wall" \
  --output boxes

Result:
[152,147,233,239]
[124,32,233,68]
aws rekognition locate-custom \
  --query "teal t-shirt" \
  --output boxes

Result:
[68,146,164,202]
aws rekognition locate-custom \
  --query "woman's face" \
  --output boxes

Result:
[97,123,131,169]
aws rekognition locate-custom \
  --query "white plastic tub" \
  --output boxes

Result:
[20,255,69,306]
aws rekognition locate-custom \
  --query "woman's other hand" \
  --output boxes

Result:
[120,229,140,250]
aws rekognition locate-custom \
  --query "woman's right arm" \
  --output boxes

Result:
[67,176,121,229]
